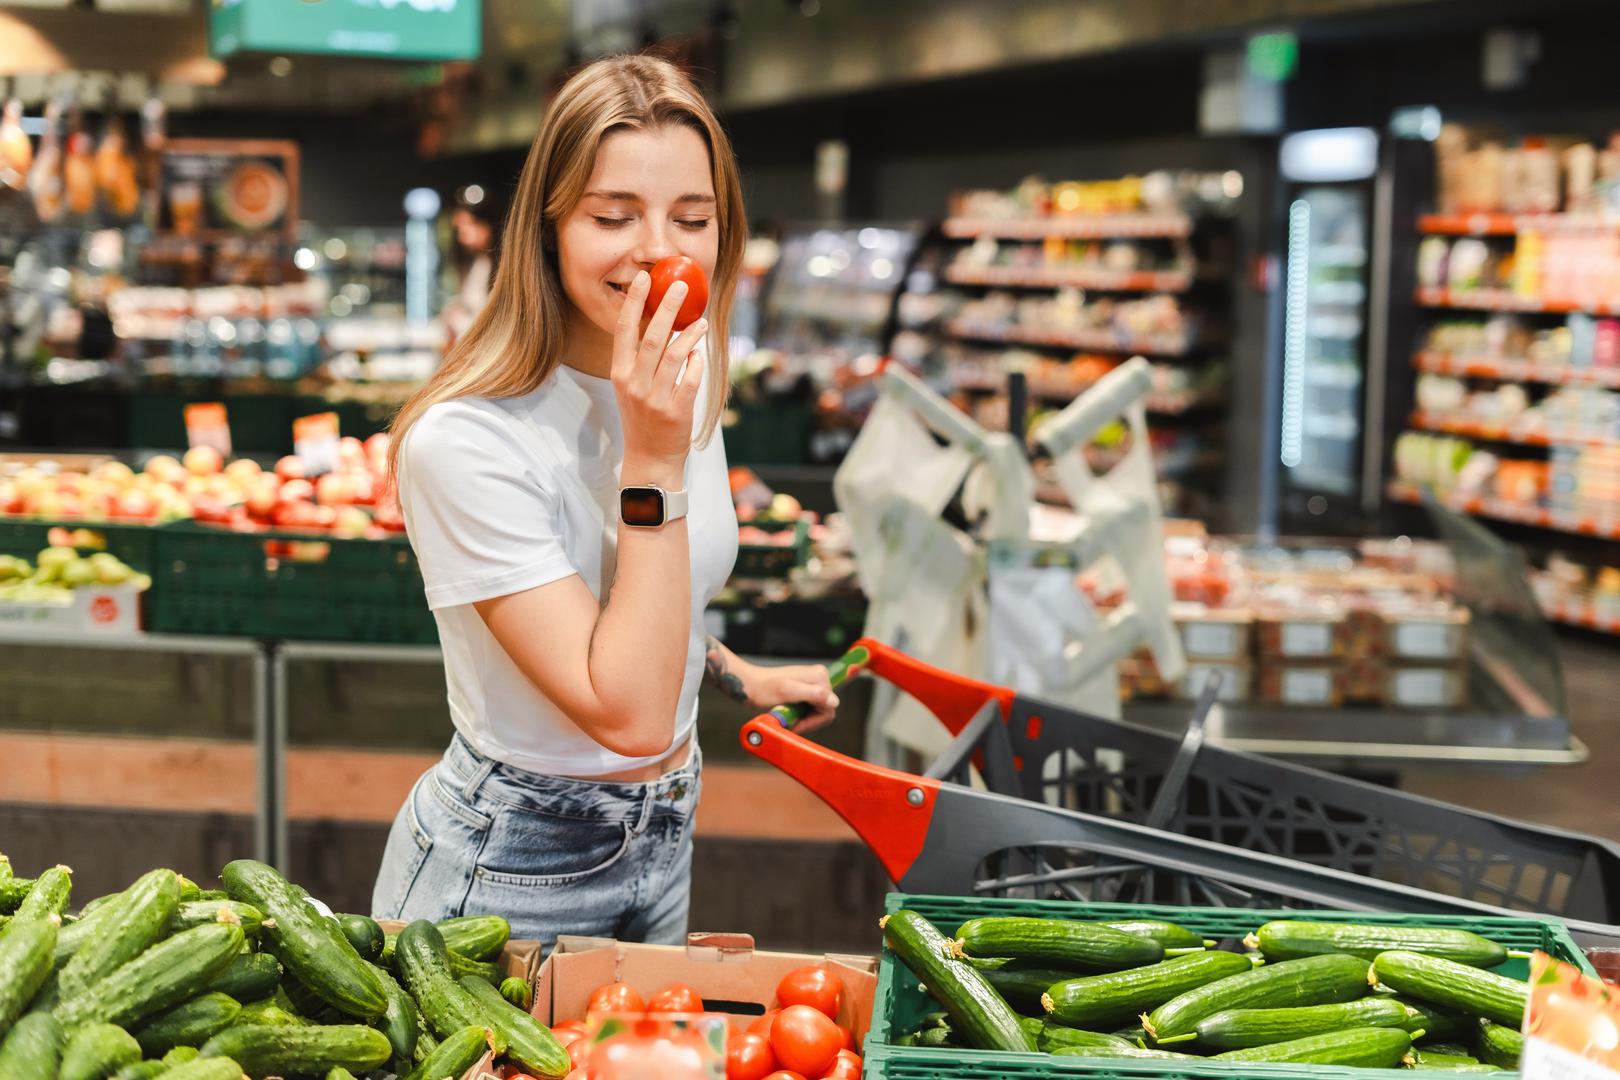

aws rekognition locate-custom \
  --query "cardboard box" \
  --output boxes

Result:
[0,583,142,634]
[1173,603,1254,660]
[458,933,878,1080]
[1258,661,1347,708]
[1256,607,1348,660]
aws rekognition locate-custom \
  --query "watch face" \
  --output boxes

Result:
[620,487,666,527]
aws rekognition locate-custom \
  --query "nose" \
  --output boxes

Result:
[630,218,678,268]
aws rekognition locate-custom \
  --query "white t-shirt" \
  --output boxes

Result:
[397,364,738,777]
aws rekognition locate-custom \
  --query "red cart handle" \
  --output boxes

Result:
[741,713,940,884]
[840,637,1015,735]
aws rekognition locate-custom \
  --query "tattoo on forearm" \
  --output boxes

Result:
[704,635,749,702]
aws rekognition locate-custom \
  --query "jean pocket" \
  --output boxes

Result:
[473,804,634,886]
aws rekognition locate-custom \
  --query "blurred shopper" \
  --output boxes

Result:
[373,55,837,949]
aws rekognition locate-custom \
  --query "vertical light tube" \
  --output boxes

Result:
[1280,198,1311,470]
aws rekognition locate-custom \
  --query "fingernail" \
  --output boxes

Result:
[693,318,708,332]
[670,281,688,296]
[830,694,840,708]
[633,271,649,288]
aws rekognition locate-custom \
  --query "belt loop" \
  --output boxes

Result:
[632,786,655,835]
[461,754,496,803]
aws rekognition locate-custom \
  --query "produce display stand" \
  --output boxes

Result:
[742,640,1620,945]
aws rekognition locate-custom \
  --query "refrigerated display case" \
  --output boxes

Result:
[1272,127,1381,530]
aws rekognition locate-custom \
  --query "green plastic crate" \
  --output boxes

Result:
[864,1044,1421,1080]
[147,523,438,644]
[0,517,165,573]
[870,892,1593,1078]
[734,517,811,578]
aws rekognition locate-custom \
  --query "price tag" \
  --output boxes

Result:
[183,402,231,457]
[1522,951,1620,1079]
[1281,668,1333,705]
[293,412,340,478]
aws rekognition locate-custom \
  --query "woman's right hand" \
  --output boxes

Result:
[612,270,708,479]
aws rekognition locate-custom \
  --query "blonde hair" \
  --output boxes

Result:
[389,54,744,482]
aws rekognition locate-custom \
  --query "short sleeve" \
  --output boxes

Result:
[400,402,578,609]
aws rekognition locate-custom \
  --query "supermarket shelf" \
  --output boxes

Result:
[1541,600,1620,636]
[1419,212,1620,237]
[942,214,1191,240]
[943,318,1193,357]
[1414,350,1620,390]
[1415,286,1620,316]
[951,372,1217,414]
[1387,480,1620,540]
[1408,410,1620,450]
[941,264,1193,293]
[1408,410,1620,449]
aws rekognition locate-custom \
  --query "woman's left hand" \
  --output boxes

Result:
[741,661,841,734]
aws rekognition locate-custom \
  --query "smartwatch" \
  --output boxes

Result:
[619,485,689,528]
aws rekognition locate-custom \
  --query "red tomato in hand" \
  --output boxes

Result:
[726,1031,777,1080]
[761,1073,807,1080]
[646,981,704,1014]
[769,1005,843,1078]
[587,981,646,1016]
[644,255,709,331]
[747,1009,780,1038]
[837,1026,855,1053]
[775,965,844,1021]
[552,1020,587,1038]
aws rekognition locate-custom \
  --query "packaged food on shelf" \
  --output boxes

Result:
[1256,605,1348,659]
[1172,602,1254,659]
[1384,664,1469,709]
[1176,657,1252,703]
[1383,605,1471,661]
[1258,661,1348,708]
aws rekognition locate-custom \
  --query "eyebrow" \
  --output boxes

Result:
[582,189,716,205]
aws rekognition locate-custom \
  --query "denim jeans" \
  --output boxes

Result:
[372,732,701,951]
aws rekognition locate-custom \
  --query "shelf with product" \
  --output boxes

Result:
[1393,125,1620,602]
[888,172,1239,517]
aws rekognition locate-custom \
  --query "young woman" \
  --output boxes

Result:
[372,55,838,948]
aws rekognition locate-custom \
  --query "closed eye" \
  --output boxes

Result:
[593,216,632,228]
[677,218,711,231]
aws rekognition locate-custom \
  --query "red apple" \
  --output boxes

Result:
[274,455,306,481]
[144,455,185,487]
[245,483,278,522]
[183,445,224,476]
[338,436,366,469]
[278,478,315,504]
[315,473,356,506]
[115,490,156,521]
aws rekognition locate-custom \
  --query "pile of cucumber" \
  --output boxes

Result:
[0,855,568,1080]
[884,910,1539,1072]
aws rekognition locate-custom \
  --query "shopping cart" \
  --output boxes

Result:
[744,640,1620,943]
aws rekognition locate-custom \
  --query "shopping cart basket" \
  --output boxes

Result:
[743,640,1620,943]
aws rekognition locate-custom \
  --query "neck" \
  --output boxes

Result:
[562,304,614,379]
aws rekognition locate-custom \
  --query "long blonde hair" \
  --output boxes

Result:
[389,55,744,482]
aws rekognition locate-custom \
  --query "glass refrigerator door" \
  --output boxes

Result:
[1280,185,1369,499]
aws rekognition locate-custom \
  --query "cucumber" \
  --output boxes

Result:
[1035,1023,1134,1053]
[59,870,183,1001]
[335,916,384,961]
[169,902,264,940]
[1101,920,1211,951]
[394,921,501,1045]
[194,892,229,902]
[1477,1021,1523,1068]
[500,976,533,1012]
[162,1046,200,1065]
[55,893,125,967]
[401,1024,489,1080]
[881,910,1034,1053]
[1415,1049,1484,1066]
[914,1024,953,1047]
[326,1069,358,1080]
[78,894,119,919]
[1371,950,1529,1028]
[1392,996,1475,1043]
[1052,1044,1199,1059]
[1144,953,1371,1042]
[234,1000,302,1027]
[414,1026,439,1063]
[0,877,35,914]
[155,1059,247,1080]
[1213,1025,1414,1066]
[446,949,501,985]
[113,1063,169,1080]
[1044,950,1253,1029]
[365,961,419,1067]
[280,975,342,1025]
[0,1012,65,1079]
[176,878,201,903]
[12,866,71,923]
[973,965,1074,1014]
[134,993,242,1056]
[197,1023,391,1076]
[0,915,58,1035]
[54,922,244,1031]
[60,1021,142,1080]
[1251,921,1508,967]
[435,915,510,962]
[1191,995,1413,1048]
[205,955,282,1003]
[460,974,571,1077]
[956,917,1162,971]
[219,861,386,1020]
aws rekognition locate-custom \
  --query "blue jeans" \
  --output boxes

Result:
[372,732,702,950]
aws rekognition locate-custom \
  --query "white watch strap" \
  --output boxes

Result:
[663,487,688,523]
